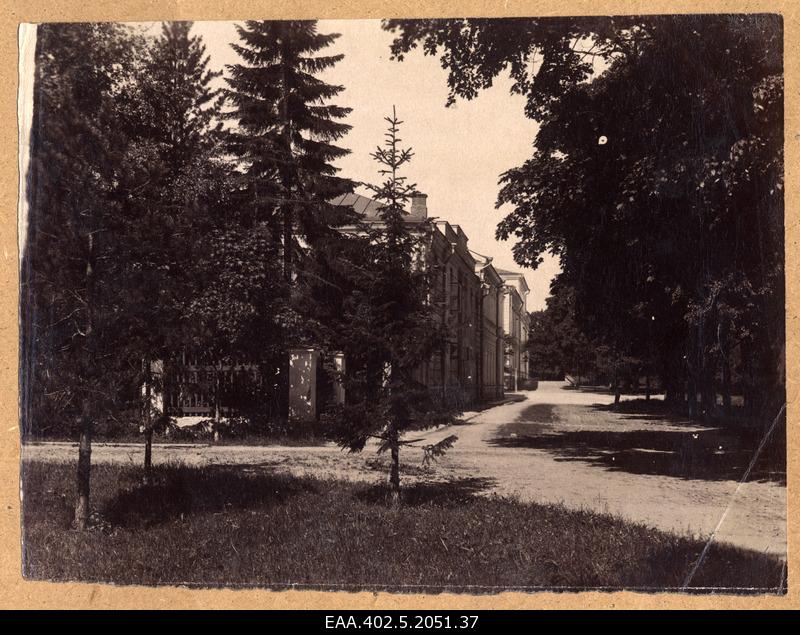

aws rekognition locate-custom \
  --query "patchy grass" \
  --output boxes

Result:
[21,461,785,593]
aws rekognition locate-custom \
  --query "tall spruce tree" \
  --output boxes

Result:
[138,22,224,171]
[323,110,457,502]
[224,20,356,280]
[223,20,358,414]
[22,23,145,528]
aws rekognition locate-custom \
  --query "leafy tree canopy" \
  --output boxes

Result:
[385,15,784,416]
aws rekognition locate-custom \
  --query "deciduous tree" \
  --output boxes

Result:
[385,16,784,420]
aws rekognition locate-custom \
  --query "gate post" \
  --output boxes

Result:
[333,352,346,405]
[288,348,319,423]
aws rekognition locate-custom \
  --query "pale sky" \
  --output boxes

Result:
[191,20,559,310]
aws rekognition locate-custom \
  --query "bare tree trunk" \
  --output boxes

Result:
[213,361,222,442]
[687,375,698,419]
[74,232,95,530]
[700,367,715,420]
[143,427,153,478]
[143,357,153,483]
[740,340,753,417]
[722,354,732,418]
[282,204,293,283]
[686,328,700,420]
[214,362,221,423]
[279,29,295,285]
[74,402,92,530]
[663,351,680,406]
[388,424,400,504]
[612,362,621,409]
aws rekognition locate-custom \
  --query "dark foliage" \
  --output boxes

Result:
[224,19,356,286]
[385,15,785,422]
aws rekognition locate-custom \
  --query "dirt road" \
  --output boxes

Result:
[22,381,786,558]
[422,382,786,559]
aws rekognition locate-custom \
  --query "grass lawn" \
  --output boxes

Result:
[21,461,786,593]
[23,430,329,447]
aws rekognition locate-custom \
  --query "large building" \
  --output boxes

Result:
[331,191,531,406]
[162,191,533,422]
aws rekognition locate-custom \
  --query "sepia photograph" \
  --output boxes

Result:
[17,14,786,595]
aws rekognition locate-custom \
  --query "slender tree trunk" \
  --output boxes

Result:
[279,30,295,285]
[214,364,221,423]
[686,327,700,419]
[663,351,679,406]
[717,322,732,419]
[143,357,153,483]
[389,424,401,504]
[645,372,651,401]
[686,345,697,418]
[700,366,715,420]
[740,340,753,416]
[143,427,153,476]
[664,369,676,405]
[213,361,222,441]
[74,401,92,530]
[74,232,95,530]
[612,361,621,409]
[721,354,732,418]
[687,375,698,419]
[282,204,293,283]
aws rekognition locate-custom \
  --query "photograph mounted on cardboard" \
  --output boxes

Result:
[18,15,786,593]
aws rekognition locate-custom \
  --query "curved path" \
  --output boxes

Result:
[22,381,786,557]
[424,381,786,558]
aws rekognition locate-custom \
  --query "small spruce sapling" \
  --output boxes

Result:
[324,108,458,502]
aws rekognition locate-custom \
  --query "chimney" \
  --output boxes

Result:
[410,192,428,218]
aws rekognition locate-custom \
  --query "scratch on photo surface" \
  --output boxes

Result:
[682,403,787,590]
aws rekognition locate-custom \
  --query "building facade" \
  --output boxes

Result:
[496,269,531,392]
[332,191,529,406]
[472,252,505,401]
[161,191,533,422]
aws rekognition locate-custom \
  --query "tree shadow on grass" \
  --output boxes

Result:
[355,477,497,507]
[593,398,778,431]
[491,406,785,484]
[592,402,727,431]
[104,464,316,529]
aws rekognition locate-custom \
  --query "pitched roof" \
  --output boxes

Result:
[330,192,383,219]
